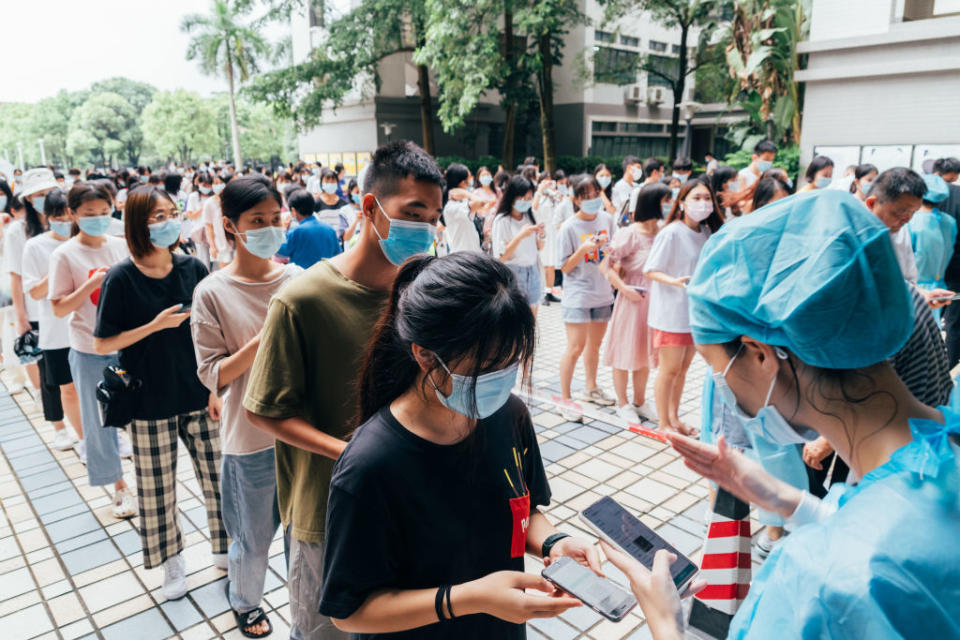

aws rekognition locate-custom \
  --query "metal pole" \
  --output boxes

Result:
[38,139,46,166]
[16,143,24,171]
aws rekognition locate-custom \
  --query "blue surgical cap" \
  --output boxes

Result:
[688,190,913,369]
[923,174,950,204]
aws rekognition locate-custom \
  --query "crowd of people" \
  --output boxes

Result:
[0,137,958,639]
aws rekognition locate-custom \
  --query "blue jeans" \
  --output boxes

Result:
[68,349,123,486]
[221,448,281,613]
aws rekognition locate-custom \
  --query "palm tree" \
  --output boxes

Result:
[181,0,271,169]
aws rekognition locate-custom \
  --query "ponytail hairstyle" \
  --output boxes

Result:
[495,175,536,224]
[443,163,470,206]
[850,163,879,194]
[357,252,536,424]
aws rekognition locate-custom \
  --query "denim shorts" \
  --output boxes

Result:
[562,303,614,324]
[509,263,543,306]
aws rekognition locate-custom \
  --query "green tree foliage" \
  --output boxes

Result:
[142,91,220,163]
[67,92,140,168]
[209,94,294,163]
[90,78,157,114]
[182,0,272,168]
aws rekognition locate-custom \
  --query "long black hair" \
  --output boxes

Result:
[0,179,11,214]
[358,252,536,424]
[752,175,791,210]
[43,188,67,219]
[23,193,47,239]
[443,163,470,206]
[636,183,671,222]
[496,175,536,225]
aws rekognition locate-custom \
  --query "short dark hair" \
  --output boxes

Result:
[872,167,927,204]
[443,163,470,205]
[163,172,183,194]
[362,140,443,200]
[572,173,600,200]
[496,175,536,225]
[672,157,693,171]
[643,157,663,176]
[934,157,960,175]
[521,166,537,182]
[752,176,791,210]
[334,162,344,174]
[636,183,671,222]
[287,188,316,219]
[754,140,777,155]
[805,155,835,182]
[622,155,641,172]
[552,169,566,181]
[68,182,113,211]
[523,156,538,166]
[124,186,177,259]
[220,175,282,224]
[320,167,338,183]
[44,188,67,218]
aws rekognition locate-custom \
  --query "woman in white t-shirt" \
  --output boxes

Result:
[191,176,300,638]
[643,178,723,434]
[440,164,487,255]
[49,182,135,518]
[533,170,569,304]
[23,189,84,453]
[186,172,214,264]
[492,175,543,313]
[203,174,231,270]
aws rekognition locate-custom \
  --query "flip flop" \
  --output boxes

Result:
[225,580,273,638]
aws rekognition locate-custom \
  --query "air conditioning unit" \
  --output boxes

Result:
[647,86,665,104]
[623,84,643,104]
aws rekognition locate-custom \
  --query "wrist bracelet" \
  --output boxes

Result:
[435,585,447,622]
[445,584,455,620]
[541,532,571,558]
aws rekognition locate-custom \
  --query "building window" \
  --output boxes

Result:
[649,40,667,52]
[645,54,680,87]
[594,46,639,86]
[621,122,665,133]
[620,35,640,47]
[308,0,324,28]
[591,135,676,158]
[672,44,682,54]
[592,121,619,132]
[594,29,615,43]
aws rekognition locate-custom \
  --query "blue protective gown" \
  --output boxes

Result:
[727,410,960,639]
[908,207,957,289]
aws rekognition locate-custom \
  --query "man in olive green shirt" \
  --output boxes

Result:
[244,141,444,639]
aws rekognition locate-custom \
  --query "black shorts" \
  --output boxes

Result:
[41,347,73,386]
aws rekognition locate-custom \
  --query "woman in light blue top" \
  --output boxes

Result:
[908,173,956,321]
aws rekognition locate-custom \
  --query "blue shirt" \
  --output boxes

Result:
[277,216,341,270]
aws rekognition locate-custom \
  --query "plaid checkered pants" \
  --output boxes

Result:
[130,409,228,569]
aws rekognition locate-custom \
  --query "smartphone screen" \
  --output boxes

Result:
[581,496,698,590]
[542,557,636,622]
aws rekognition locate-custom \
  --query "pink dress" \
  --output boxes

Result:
[602,225,655,371]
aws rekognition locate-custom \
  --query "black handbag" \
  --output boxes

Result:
[13,329,42,365]
[96,365,142,428]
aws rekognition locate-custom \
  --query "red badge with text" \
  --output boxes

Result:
[509,493,531,558]
[88,268,103,305]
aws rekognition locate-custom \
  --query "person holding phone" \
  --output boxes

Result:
[611,191,960,639]
[319,252,601,639]
[492,175,543,313]
[93,186,226,601]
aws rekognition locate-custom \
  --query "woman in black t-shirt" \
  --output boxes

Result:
[319,252,602,639]
[93,186,226,602]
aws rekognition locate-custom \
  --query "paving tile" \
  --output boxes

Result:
[0,566,36,600]
[47,591,86,626]
[539,439,576,463]
[160,596,204,631]
[60,539,122,575]
[100,606,173,640]
[529,615,580,640]
[564,425,610,446]
[0,602,53,639]
[573,458,622,483]
[79,571,145,612]
[624,478,675,505]
[190,576,230,617]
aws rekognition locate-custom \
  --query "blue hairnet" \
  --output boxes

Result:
[688,190,913,369]
[923,174,950,203]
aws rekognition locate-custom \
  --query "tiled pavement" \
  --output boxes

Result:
[0,302,768,640]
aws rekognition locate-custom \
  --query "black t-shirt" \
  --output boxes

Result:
[94,254,210,420]
[319,395,551,640]
[315,196,347,212]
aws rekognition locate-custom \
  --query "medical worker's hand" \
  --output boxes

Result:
[667,434,805,520]
[802,437,834,470]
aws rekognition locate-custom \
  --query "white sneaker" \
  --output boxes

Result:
[212,552,228,570]
[633,402,657,421]
[7,382,23,395]
[75,440,87,465]
[117,430,133,458]
[557,400,583,423]
[616,404,639,425]
[575,387,616,407]
[162,554,188,600]
[52,428,77,451]
[755,530,778,559]
[112,488,137,519]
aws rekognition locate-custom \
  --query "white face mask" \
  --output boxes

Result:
[685,200,713,222]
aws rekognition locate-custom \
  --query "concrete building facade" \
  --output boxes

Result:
[797,0,960,176]
[290,0,738,171]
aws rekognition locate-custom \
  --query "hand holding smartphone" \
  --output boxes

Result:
[541,557,636,622]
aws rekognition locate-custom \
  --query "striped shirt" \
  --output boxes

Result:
[892,284,952,406]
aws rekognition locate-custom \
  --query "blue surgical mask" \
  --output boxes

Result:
[467,177,475,188]
[815,176,832,188]
[756,160,773,173]
[434,356,519,419]
[631,167,643,180]
[860,180,873,196]
[237,225,285,259]
[0,195,7,210]
[514,199,532,213]
[321,182,338,194]
[671,187,680,200]
[712,346,818,446]
[50,220,73,237]
[31,195,46,213]
[597,175,612,189]
[372,197,436,266]
[661,203,673,217]
[312,168,320,176]
[200,186,212,195]
[212,184,225,194]
[140,175,149,183]
[580,197,602,214]
[77,215,112,237]
[351,193,362,205]
[676,173,689,184]
[148,219,182,248]
[557,185,568,196]
[479,174,493,187]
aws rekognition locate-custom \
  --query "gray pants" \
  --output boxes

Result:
[287,531,347,640]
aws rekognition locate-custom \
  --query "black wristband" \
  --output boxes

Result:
[541,532,571,558]
[435,585,447,622]
[445,584,455,619]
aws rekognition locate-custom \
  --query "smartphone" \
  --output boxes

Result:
[627,285,648,296]
[580,496,699,592]
[932,293,960,302]
[541,556,636,622]
[179,303,192,312]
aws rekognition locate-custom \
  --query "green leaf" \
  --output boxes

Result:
[744,46,772,75]
[771,93,794,134]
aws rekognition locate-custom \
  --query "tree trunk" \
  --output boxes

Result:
[537,34,557,173]
[225,50,244,170]
[501,0,516,169]
[668,24,690,163]
[416,64,435,155]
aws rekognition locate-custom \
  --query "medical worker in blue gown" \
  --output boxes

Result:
[908,173,955,321]
[601,190,960,639]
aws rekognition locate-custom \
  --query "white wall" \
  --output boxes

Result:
[809,0,895,40]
